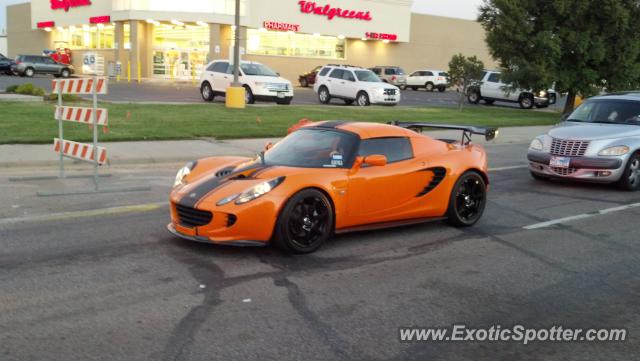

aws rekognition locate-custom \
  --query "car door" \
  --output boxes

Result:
[483,72,502,99]
[407,71,422,86]
[326,68,345,96]
[42,57,58,74]
[346,137,431,225]
[338,69,358,98]
[210,61,231,92]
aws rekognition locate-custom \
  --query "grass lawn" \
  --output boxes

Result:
[0,101,560,144]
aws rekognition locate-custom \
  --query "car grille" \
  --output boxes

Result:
[175,203,213,227]
[384,88,397,95]
[550,167,578,176]
[550,138,590,156]
[266,83,289,92]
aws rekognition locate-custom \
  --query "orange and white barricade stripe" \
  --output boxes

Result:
[52,77,108,95]
[54,138,107,165]
[55,106,108,126]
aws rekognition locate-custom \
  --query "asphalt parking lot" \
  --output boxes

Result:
[1,142,638,361]
[0,74,520,108]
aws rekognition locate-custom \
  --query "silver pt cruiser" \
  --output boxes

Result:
[528,93,640,190]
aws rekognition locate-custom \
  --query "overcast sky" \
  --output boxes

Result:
[0,0,483,34]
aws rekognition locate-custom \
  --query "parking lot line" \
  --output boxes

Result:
[523,202,640,230]
[0,202,167,226]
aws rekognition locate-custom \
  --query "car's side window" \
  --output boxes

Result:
[211,62,229,73]
[384,68,396,75]
[425,71,434,76]
[319,67,331,76]
[358,137,414,163]
[487,73,501,83]
[44,58,54,64]
[343,70,356,82]
[329,69,344,79]
[206,63,216,72]
[410,71,420,77]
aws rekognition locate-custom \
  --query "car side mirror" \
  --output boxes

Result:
[265,142,273,151]
[363,154,387,167]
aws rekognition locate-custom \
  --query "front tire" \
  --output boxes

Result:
[273,189,334,254]
[24,67,35,77]
[300,78,308,87]
[617,152,640,191]
[356,91,370,106]
[467,90,481,104]
[425,82,434,92]
[244,85,255,104]
[318,86,331,104]
[201,82,214,101]
[446,171,487,227]
[519,94,534,109]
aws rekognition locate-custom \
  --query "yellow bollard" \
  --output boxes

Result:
[127,61,131,83]
[225,86,246,109]
[137,61,141,84]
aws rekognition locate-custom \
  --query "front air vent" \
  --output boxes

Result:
[215,166,235,178]
[175,203,213,227]
[417,167,447,197]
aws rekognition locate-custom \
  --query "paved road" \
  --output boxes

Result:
[1,143,638,360]
[0,74,537,108]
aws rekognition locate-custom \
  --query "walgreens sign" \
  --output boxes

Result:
[50,0,92,12]
[298,1,372,21]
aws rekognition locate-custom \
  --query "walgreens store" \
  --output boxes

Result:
[7,0,492,82]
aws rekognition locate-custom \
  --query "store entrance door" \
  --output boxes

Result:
[152,50,207,80]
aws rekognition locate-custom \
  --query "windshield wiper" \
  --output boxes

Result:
[565,119,584,122]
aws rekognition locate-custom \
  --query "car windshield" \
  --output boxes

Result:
[355,70,381,82]
[566,99,640,126]
[264,128,359,168]
[240,63,278,77]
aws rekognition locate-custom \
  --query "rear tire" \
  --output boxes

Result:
[617,152,640,191]
[201,82,214,102]
[273,189,334,254]
[24,67,34,77]
[318,86,331,104]
[467,90,481,104]
[446,171,487,227]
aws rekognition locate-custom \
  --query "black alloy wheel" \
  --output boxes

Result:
[273,189,334,253]
[446,171,487,227]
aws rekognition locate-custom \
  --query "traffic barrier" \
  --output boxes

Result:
[55,105,108,126]
[52,77,108,95]
[54,138,107,165]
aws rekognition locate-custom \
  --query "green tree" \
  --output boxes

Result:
[448,54,485,111]
[479,0,640,114]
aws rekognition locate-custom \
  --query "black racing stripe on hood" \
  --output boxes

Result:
[178,162,267,208]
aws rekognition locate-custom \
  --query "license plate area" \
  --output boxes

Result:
[550,156,571,168]
[277,92,285,98]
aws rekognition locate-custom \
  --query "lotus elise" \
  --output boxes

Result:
[168,120,497,253]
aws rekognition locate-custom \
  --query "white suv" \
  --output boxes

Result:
[406,70,448,92]
[200,60,294,105]
[313,65,400,106]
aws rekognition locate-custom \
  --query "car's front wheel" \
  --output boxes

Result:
[201,82,214,101]
[425,82,434,91]
[446,171,487,227]
[617,152,640,191]
[244,85,255,104]
[356,91,370,106]
[318,86,331,104]
[467,90,481,104]
[519,94,534,109]
[61,69,71,78]
[24,67,35,77]
[273,189,334,254]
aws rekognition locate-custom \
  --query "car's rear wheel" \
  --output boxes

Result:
[201,82,214,102]
[617,152,640,191]
[446,171,487,227]
[519,94,534,109]
[467,90,481,104]
[300,78,308,87]
[356,91,370,106]
[318,86,331,104]
[244,85,255,104]
[61,69,71,78]
[273,189,334,254]
[437,86,446,92]
[425,82,434,91]
[24,67,35,77]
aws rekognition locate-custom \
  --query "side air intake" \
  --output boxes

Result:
[416,167,446,197]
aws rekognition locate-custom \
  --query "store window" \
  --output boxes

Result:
[247,29,345,60]
[53,24,115,50]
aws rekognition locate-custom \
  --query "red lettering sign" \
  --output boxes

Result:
[365,32,397,41]
[37,21,56,29]
[298,1,372,21]
[90,16,111,24]
[50,0,92,12]
[263,21,301,32]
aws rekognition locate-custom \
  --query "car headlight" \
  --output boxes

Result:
[598,146,630,156]
[538,90,547,97]
[173,161,196,187]
[235,177,285,205]
[216,193,240,206]
[529,138,544,151]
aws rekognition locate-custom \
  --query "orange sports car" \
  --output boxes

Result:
[168,120,498,253]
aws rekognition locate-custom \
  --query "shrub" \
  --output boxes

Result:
[5,84,18,93]
[10,83,47,97]
[45,93,83,102]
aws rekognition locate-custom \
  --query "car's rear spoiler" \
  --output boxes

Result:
[388,121,499,144]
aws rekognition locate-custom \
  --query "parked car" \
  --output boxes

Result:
[0,53,15,75]
[11,55,74,78]
[200,60,294,105]
[528,92,640,190]
[467,70,556,109]
[406,70,448,92]
[313,65,400,106]
[369,66,407,88]
[298,66,322,87]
